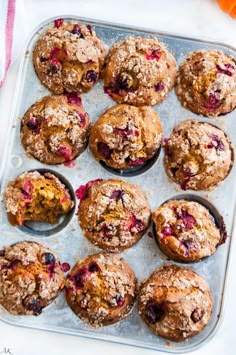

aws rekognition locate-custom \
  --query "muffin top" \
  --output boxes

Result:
[21,94,90,164]
[175,50,236,117]
[33,20,105,94]
[5,171,74,226]
[76,178,151,252]
[65,252,136,327]
[89,104,163,169]
[0,241,65,315]
[102,36,177,106]
[138,265,213,342]
[164,119,234,190]
[152,199,224,262]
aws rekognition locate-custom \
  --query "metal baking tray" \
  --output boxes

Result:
[0,15,235,353]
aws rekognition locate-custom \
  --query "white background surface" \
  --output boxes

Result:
[0,0,236,354]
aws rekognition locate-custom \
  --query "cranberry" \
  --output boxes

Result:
[129,158,145,167]
[113,126,133,137]
[101,223,113,240]
[216,63,234,76]
[97,142,111,159]
[22,180,34,196]
[178,210,196,230]
[61,262,70,272]
[164,138,169,144]
[54,19,63,28]
[145,302,165,323]
[208,134,224,151]
[191,308,204,323]
[129,214,144,233]
[110,189,124,200]
[146,49,161,61]
[26,117,38,130]
[135,130,139,137]
[41,252,55,266]
[116,295,125,307]
[148,231,154,238]
[181,240,191,256]
[49,57,61,74]
[161,225,174,237]
[88,262,100,273]
[155,81,165,91]
[74,268,90,288]
[77,111,87,128]
[181,168,193,190]
[203,93,221,110]
[75,179,103,201]
[71,24,83,37]
[57,146,72,161]
[85,70,98,83]
[50,47,61,58]
[87,25,93,34]
[24,296,43,315]
[65,92,82,105]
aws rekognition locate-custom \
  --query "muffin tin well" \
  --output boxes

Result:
[0,16,236,353]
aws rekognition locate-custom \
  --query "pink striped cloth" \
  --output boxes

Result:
[0,0,16,87]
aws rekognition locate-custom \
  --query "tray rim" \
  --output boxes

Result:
[0,14,236,354]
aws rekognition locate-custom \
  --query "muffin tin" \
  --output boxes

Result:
[0,16,236,353]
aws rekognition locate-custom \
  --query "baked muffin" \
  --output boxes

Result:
[21,94,90,164]
[5,171,74,226]
[164,119,234,190]
[65,252,137,327]
[33,20,105,94]
[102,36,177,106]
[152,200,224,262]
[138,265,213,342]
[89,104,163,169]
[0,241,65,315]
[76,178,151,251]
[175,50,236,117]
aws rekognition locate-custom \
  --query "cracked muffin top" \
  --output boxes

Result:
[138,264,213,342]
[152,199,225,262]
[21,94,90,165]
[164,119,234,190]
[89,104,163,170]
[102,36,177,106]
[76,178,151,252]
[33,20,105,94]
[0,241,65,315]
[175,50,236,117]
[65,252,137,327]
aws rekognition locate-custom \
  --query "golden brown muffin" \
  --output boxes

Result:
[89,104,163,169]
[152,200,224,262]
[76,178,151,252]
[65,252,137,327]
[33,20,105,94]
[21,94,90,165]
[164,119,234,190]
[102,36,177,106]
[4,171,74,226]
[175,50,236,117]
[138,265,213,342]
[0,241,65,315]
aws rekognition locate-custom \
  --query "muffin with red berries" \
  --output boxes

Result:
[21,94,90,164]
[0,241,65,315]
[175,50,236,116]
[33,20,105,94]
[89,104,163,170]
[152,199,225,262]
[76,178,151,251]
[65,252,137,327]
[102,36,177,106]
[4,171,74,226]
[164,119,234,190]
[138,265,213,341]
